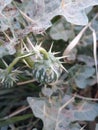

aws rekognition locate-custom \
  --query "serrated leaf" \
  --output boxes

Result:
[68,65,95,88]
[61,9,88,25]
[62,100,98,122]
[73,102,98,121]
[68,0,98,10]
[19,0,98,29]
[27,97,59,130]
[27,96,83,130]
[60,0,98,25]
[27,96,98,130]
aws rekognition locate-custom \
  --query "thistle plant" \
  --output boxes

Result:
[0,69,20,88]
[22,38,67,85]
[0,36,66,87]
[0,51,35,87]
[0,1,98,130]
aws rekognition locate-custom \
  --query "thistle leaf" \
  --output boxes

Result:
[27,96,98,130]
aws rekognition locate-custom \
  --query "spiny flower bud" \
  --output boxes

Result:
[32,45,67,85]
[0,69,20,88]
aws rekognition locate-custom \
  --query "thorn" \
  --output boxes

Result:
[49,42,54,52]
[56,55,69,60]
[2,59,8,68]
[39,42,43,47]
[60,61,66,64]
[27,37,35,50]
[61,64,68,73]
[22,59,30,68]
[21,40,29,52]
[52,51,61,55]
[18,9,37,25]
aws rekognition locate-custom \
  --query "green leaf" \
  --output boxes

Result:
[27,97,61,130]
[27,96,83,130]
[68,64,95,89]
[75,77,96,89]
[27,96,98,130]
[77,55,95,67]
[49,17,75,41]
[73,102,98,121]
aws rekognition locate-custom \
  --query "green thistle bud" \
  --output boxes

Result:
[32,45,66,85]
[0,69,20,88]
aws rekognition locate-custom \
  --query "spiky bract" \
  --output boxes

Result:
[0,69,20,88]
[32,46,64,85]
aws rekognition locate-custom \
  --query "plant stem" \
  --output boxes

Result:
[7,52,35,73]
[39,48,49,60]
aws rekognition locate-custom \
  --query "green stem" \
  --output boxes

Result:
[7,52,35,73]
[39,48,49,60]
[6,46,49,73]
[23,56,34,68]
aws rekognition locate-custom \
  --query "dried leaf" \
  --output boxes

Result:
[63,23,89,56]
[89,25,98,83]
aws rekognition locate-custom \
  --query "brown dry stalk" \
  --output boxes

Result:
[74,94,98,101]
[17,79,35,86]
[3,106,30,120]
[63,22,91,56]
